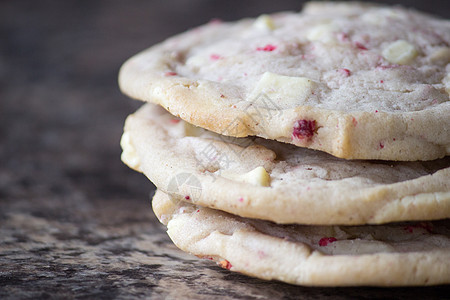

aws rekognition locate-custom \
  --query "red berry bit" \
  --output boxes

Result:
[164,71,178,76]
[354,42,368,50]
[219,260,232,270]
[378,142,384,150]
[337,32,349,42]
[184,195,190,200]
[338,68,351,77]
[404,222,433,234]
[293,120,317,140]
[210,54,221,61]
[319,237,337,247]
[256,44,277,52]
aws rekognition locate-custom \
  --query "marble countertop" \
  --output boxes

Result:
[1,1,449,298]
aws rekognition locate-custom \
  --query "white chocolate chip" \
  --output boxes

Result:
[253,14,275,30]
[183,122,204,137]
[240,166,271,187]
[362,8,403,25]
[185,55,209,72]
[306,23,336,43]
[120,132,140,170]
[430,47,450,65]
[249,72,316,108]
[443,73,450,96]
[382,40,418,65]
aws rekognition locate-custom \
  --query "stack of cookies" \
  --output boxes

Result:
[119,2,450,286]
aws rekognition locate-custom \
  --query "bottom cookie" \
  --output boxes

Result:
[152,190,450,287]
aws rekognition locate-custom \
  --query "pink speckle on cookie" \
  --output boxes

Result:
[338,68,351,77]
[352,117,358,127]
[354,42,368,50]
[337,32,349,42]
[257,250,266,259]
[256,44,277,52]
[170,119,180,124]
[210,54,221,60]
[238,197,244,203]
[319,237,337,246]
[378,142,384,150]
[164,71,178,76]
[185,195,190,200]
[293,120,317,140]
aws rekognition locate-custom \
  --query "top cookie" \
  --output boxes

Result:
[119,1,450,161]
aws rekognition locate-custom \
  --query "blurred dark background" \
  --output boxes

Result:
[0,1,449,298]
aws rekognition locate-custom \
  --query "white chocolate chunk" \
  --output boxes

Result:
[183,122,204,137]
[253,14,275,30]
[306,23,336,43]
[443,73,450,96]
[249,72,316,107]
[240,166,271,187]
[382,40,418,65]
[361,8,403,25]
[430,47,450,65]
[185,55,209,71]
[120,132,140,170]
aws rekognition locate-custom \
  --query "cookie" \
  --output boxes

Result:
[121,103,450,225]
[152,189,450,286]
[119,1,450,161]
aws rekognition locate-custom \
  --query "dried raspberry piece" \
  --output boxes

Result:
[355,42,368,50]
[338,68,351,77]
[293,120,317,140]
[210,54,221,60]
[184,195,190,200]
[256,44,277,52]
[319,237,337,246]
[164,71,178,76]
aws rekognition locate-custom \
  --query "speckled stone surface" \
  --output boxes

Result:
[0,1,449,299]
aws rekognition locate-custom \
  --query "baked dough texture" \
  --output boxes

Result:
[119,1,450,161]
[121,104,450,225]
[152,189,450,286]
